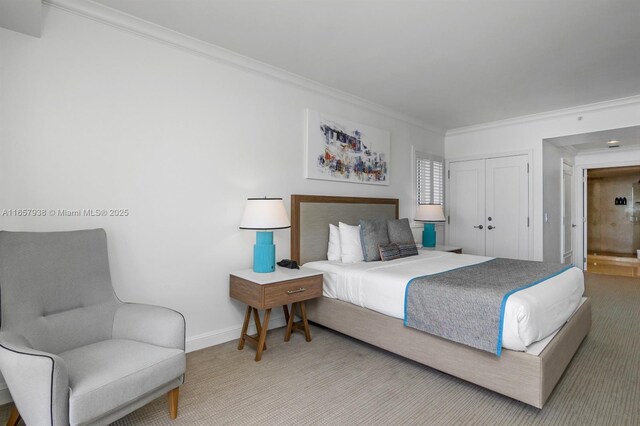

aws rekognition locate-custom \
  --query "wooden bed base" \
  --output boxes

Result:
[290,194,592,408]
[306,296,591,408]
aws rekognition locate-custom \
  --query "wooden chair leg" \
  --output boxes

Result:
[6,405,21,426]
[167,387,179,420]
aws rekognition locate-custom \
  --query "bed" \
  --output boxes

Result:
[290,194,591,408]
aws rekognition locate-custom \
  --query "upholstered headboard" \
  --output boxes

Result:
[291,195,399,264]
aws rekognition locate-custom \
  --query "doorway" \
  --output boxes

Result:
[544,124,640,270]
[585,166,640,277]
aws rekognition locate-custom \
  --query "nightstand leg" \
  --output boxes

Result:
[238,305,252,350]
[299,301,312,342]
[282,304,290,323]
[253,308,267,350]
[285,302,298,342]
[255,308,271,362]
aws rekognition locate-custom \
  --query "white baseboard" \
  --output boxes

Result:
[185,314,287,353]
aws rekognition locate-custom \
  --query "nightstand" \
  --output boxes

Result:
[229,267,323,361]
[420,245,463,254]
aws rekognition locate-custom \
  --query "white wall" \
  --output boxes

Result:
[445,98,640,261]
[0,5,444,352]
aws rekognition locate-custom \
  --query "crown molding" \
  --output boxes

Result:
[44,0,445,135]
[446,94,640,137]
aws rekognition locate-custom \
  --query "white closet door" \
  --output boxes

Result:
[485,155,529,259]
[448,159,486,255]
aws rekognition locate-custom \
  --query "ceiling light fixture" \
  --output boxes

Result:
[607,140,620,144]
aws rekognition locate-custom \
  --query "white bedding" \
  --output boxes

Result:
[304,251,585,352]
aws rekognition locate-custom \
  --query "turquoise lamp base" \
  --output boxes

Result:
[253,231,275,273]
[422,223,436,248]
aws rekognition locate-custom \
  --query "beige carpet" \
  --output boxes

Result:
[2,273,639,425]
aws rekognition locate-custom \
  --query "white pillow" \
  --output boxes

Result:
[327,224,342,261]
[338,222,364,263]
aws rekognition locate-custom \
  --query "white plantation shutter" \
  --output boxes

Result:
[417,157,431,205]
[416,151,444,206]
[432,160,444,205]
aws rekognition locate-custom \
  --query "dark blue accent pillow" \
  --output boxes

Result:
[378,243,401,261]
[398,243,419,258]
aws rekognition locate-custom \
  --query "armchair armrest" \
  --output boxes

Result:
[0,332,69,426]
[113,303,186,351]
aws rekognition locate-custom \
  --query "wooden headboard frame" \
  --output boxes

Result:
[290,194,399,264]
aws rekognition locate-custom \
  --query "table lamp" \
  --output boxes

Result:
[240,197,291,273]
[415,204,446,248]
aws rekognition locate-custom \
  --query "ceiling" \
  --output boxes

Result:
[92,0,640,130]
[0,0,41,37]
[546,125,640,152]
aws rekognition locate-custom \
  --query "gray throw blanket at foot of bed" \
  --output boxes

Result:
[403,258,572,356]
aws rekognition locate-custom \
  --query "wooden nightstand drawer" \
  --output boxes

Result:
[264,275,323,306]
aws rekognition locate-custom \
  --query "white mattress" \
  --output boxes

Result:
[304,251,585,352]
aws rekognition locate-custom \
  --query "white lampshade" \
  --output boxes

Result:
[415,204,446,222]
[239,197,291,230]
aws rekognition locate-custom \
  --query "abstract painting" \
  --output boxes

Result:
[305,109,390,185]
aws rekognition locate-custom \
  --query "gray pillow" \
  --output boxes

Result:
[359,218,389,261]
[387,218,415,244]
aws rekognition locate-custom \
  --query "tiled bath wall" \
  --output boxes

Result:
[588,175,640,255]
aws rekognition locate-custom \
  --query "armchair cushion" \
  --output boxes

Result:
[60,339,185,425]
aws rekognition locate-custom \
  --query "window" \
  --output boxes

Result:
[416,151,444,205]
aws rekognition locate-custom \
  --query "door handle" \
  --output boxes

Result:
[474,225,484,229]
[487,225,496,230]
[571,224,577,228]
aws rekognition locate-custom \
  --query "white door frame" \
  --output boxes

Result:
[561,159,575,264]
[574,158,640,270]
[445,150,534,259]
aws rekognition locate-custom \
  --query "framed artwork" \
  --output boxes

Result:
[305,109,390,185]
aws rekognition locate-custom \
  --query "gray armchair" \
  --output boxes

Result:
[0,229,186,425]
